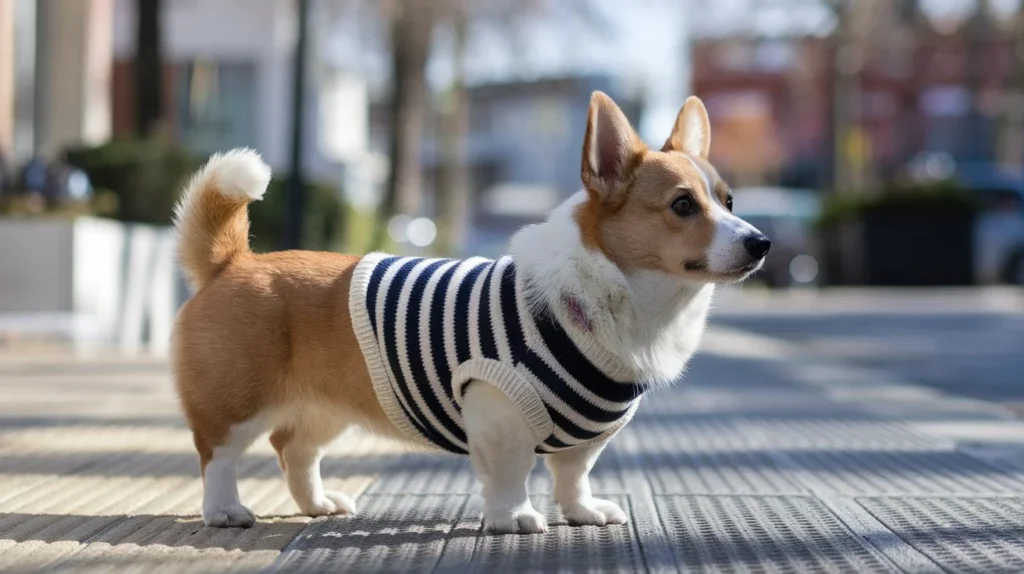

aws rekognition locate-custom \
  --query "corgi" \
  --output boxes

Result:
[171,92,770,534]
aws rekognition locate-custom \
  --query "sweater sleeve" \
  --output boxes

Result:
[450,358,553,446]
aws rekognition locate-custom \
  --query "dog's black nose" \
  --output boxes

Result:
[744,235,771,259]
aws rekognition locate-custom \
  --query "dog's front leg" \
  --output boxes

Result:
[545,435,628,526]
[463,381,547,534]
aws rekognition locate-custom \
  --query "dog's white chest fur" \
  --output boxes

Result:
[510,191,712,387]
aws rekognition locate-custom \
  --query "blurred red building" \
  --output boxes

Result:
[692,29,1019,188]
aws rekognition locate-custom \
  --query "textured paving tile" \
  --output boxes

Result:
[270,494,468,573]
[450,495,644,574]
[859,497,1024,574]
[858,397,1014,423]
[733,418,953,451]
[47,515,306,574]
[364,455,477,495]
[656,495,898,573]
[784,450,1024,496]
[6,333,1024,572]
[270,494,643,574]
[657,387,866,419]
[0,397,384,573]
[0,513,123,572]
[617,418,808,495]
[635,447,806,496]
[0,515,302,573]
[365,435,636,497]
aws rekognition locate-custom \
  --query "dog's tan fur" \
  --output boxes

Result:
[172,179,401,478]
[173,93,761,529]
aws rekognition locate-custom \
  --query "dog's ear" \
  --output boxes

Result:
[662,96,711,159]
[581,91,646,203]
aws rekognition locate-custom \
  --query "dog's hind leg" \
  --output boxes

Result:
[271,413,354,517]
[200,414,274,528]
[463,381,547,534]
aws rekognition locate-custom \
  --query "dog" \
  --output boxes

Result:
[171,92,770,534]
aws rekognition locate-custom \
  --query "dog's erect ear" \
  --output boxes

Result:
[662,96,711,159]
[581,91,646,203]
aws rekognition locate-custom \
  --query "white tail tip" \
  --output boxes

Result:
[205,148,272,201]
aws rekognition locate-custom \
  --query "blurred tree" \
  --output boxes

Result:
[135,0,163,137]
[64,139,197,224]
[894,0,925,172]
[283,0,311,250]
[433,9,471,257]
[369,0,437,251]
[360,0,606,252]
[823,0,889,193]
[964,0,991,164]
[997,1,1024,167]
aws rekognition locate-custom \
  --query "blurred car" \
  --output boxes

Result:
[731,186,822,288]
[953,165,1024,285]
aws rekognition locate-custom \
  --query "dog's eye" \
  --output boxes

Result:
[726,194,734,212]
[671,195,696,217]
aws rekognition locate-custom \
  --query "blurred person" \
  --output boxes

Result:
[18,156,48,195]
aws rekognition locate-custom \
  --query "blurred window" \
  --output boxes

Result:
[532,97,568,138]
[176,60,257,155]
[862,91,897,120]
[706,91,771,119]
[921,86,969,117]
[755,41,795,72]
[470,101,492,135]
[714,42,753,72]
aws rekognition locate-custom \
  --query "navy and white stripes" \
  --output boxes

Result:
[349,253,648,455]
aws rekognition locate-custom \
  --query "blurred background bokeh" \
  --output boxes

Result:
[0,0,1023,353]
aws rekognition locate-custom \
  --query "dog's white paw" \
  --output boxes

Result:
[562,498,628,527]
[203,503,256,528]
[299,490,357,517]
[483,506,548,535]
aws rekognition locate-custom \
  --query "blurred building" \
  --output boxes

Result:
[0,0,366,349]
[0,0,12,159]
[1,0,114,163]
[0,0,363,181]
[110,0,361,181]
[370,74,642,256]
[693,28,1019,189]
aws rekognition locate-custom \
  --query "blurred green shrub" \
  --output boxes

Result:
[64,138,199,225]
[63,139,355,253]
[817,181,979,228]
[249,179,348,253]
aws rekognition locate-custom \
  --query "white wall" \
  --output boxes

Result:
[0,217,181,354]
[0,219,74,313]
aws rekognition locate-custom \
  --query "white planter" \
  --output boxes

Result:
[0,216,184,354]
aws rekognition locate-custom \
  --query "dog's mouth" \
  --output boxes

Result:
[717,259,764,279]
[685,258,763,281]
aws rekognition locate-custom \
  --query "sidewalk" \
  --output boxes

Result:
[3,328,1024,572]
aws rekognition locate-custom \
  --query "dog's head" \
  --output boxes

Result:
[575,92,770,283]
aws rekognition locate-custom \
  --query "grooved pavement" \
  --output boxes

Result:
[3,325,1024,572]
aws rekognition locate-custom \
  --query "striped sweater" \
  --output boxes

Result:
[349,253,649,455]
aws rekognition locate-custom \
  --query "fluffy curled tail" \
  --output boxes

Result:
[173,148,272,289]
